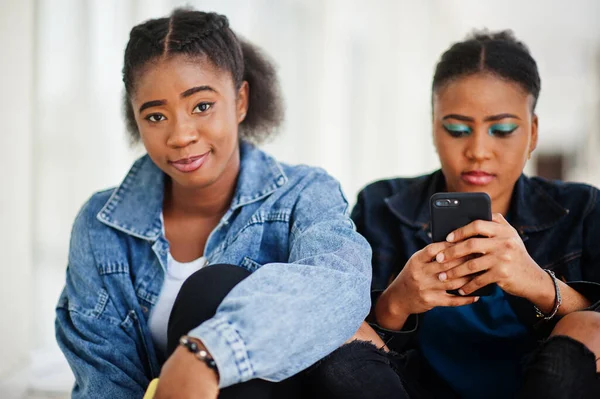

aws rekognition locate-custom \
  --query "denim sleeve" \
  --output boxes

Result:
[189,172,372,388]
[55,201,149,399]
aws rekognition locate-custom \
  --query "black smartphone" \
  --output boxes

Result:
[430,192,495,297]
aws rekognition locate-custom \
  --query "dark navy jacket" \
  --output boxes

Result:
[352,170,600,350]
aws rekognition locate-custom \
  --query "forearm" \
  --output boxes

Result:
[526,269,591,316]
[190,260,370,387]
[374,288,411,331]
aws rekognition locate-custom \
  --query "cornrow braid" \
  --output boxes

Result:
[432,29,541,111]
[122,8,283,144]
[165,12,229,51]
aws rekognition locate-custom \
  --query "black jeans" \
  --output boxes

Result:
[518,335,600,399]
[307,335,600,399]
[167,264,305,399]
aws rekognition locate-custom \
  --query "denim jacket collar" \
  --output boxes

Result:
[385,170,569,235]
[96,141,288,241]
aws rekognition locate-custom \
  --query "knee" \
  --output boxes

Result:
[167,264,251,354]
[172,263,251,315]
[307,341,386,391]
[551,311,600,356]
[520,313,600,396]
[179,264,251,296]
[347,322,386,346]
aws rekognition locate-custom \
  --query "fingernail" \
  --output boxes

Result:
[458,289,466,296]
[438,272,447,282]
[436,253,445,263]
[446,232,455,242]
[474,296,480,302]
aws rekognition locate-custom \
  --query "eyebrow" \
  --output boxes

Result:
[139,100,166,113]
[181,85,217,98]
[442,113,521,122]
[138,85,218,113]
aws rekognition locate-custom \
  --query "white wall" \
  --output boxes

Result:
[2,0,600,393]
[0,0,34,377]
[28,0,600,354]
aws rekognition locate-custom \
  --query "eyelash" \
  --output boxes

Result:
[193,102,214,113]
[145,114,166,123]
[442,125,519,138]
[143,102,215,123]
[489,127,518,137]
[443,126,472,138]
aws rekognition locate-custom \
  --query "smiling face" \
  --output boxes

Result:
[432,72,538,214]
[130,55,248,190]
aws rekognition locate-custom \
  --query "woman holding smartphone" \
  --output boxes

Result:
[309,30,600,399]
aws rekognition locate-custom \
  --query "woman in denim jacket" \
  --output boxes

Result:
[310,31,600,398]
[55,8,372,399]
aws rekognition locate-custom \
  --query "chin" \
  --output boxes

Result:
[169,172,213,189]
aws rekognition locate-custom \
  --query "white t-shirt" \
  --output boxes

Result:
[148,253,208,355]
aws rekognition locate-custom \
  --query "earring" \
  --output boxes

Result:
[528,152,532,160]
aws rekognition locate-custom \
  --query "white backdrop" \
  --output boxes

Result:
[2,0,600,395]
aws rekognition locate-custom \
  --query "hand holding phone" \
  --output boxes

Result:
[376,240,480,330]
[430,192,495,297]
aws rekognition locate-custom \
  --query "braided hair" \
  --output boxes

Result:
[432,30,541,111]
[122,8,283,144]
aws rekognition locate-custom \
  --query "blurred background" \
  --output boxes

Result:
[2,0,600,397]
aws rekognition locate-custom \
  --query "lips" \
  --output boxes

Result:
[169,152,210,173]
[461,171,495,186]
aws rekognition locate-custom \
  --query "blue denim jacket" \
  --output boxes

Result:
[55,141,372,398]
[352,170,600,350]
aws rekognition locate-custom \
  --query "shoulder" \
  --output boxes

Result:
[67,189,118,268]
[276,163,349,211]
[356,173,435,208]
[241,143,342,196]
[361,175,429,197]
[72,188,116,232]
[280,162,336,187]
[529,177,599,217]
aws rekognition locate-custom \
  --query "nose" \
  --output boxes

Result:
[464,130,492,161]
[166,114,198,148]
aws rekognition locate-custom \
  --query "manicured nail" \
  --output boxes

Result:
[446,232,455,242]
[436,253,445,263]
[474,296,480,302]
[438,272,447,282]
[458,289,466,296]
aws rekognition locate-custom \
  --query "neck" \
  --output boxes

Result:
[165,149,240,218]
[491,193,512,217]
[442,175,514,217]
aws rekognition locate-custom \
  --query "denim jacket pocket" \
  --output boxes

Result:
[57,286,115,321]
[240,256,262,273]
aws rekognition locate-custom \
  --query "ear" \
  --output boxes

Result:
[237,81,249,124]
[529,114,539,155]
